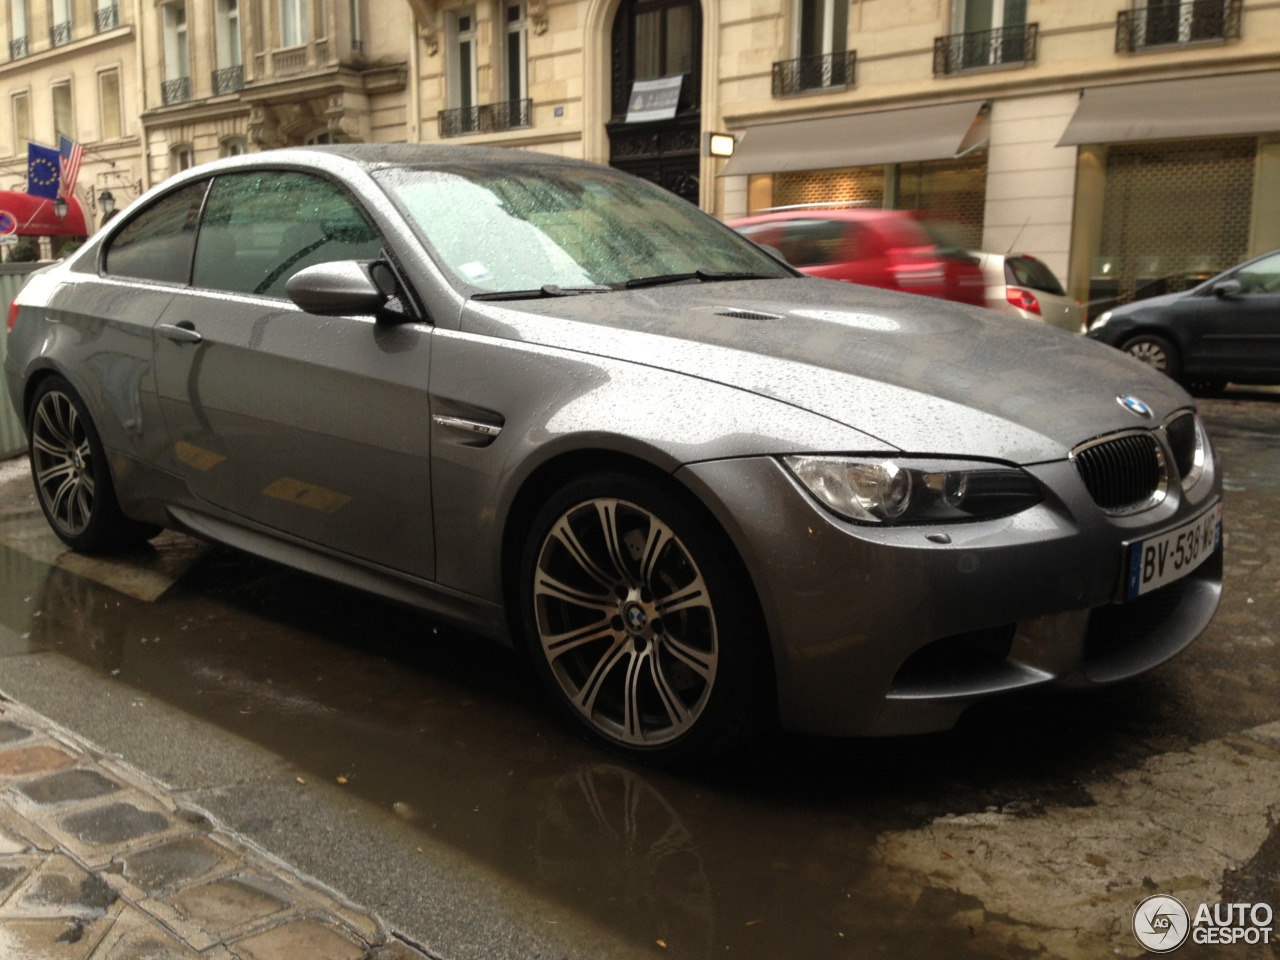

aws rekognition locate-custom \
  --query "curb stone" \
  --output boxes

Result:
[0,694,438,960]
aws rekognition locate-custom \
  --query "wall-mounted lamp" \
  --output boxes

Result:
[704,132,736,158]
[99,189,116,216]
[53,197,68,219]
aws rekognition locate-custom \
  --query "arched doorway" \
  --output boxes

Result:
[607,0,702,203]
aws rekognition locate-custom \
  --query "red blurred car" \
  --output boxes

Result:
[730,209,986,306]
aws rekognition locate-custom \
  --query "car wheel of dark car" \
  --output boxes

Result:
[27,376,160,552]
[1120,334,1181,380]
[521,472,770,764]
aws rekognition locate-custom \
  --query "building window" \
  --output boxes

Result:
[798,0,846,68]
[936,0,1033,73]
[303,129,332,144]
[9,0,27,58]
[52,81,73,141]
[1117,0,1239,52]
[216,0,241,67]
[50,0,71,45]
[220,137,247,156]
[11,90,30,154]
[280,0,307,46]
[505,2,527,103]
[172,144,195,173]
[447,7,478,113]
[95,0,119,32]
[98,69,121,140]
[164,2,189,80]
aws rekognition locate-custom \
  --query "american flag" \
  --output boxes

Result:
[58,136,83,200]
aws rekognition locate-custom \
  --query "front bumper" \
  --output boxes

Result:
[677,447,1222,737]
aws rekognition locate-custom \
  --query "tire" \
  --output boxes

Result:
[519,471,772,765]
[27,376,160,552]
[1120,333,1181,380]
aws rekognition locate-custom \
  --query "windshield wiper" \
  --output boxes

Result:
[624,269,778,289]
[472,284,613,301]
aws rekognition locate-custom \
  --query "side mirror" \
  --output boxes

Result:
[286,260,389,316]
[1213,278,1243,298]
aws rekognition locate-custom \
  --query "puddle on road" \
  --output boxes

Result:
[0,394,1278,958]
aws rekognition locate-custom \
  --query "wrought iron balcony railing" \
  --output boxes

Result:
[212,65,244,95]
[162,76,191,105]
[933,22,1037,75]
[9,36,27,59]
[439,99,533,138]
[49,21,72,46]
[772,51,857,96]
[94,4,118,31]
[1116,0,1240,52]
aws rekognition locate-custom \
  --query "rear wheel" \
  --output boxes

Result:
[1120,333,1181,380]
[28,376,160,552]
[520,472,771,764]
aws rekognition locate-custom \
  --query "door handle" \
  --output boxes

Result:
[158,322,202,344]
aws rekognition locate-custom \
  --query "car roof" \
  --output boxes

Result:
[272,143,596,171]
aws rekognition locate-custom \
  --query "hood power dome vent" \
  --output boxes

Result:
[714,308,784,321]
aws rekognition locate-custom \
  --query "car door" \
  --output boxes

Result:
[1178,252,1280,378]
[152,169,436,578]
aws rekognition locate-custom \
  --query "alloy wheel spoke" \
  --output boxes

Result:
[534,570,615,614]
[639,521,674,589]
[648,654,690,730]
[575,635,631,715]
[36,402,72,449]
[50,475,78,527]
[654,580,711,617]
[543,620,618,657]
[659,633,716,682]
[594,501,636,586]
[72,483,92,531]
[37,460,76,487]
[551,518,618,591]
[32,433,67,460]
[622,647,647,741]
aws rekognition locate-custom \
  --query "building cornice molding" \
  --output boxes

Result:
[0,25,134,78]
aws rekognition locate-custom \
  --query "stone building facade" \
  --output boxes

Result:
[2,0,1278,309]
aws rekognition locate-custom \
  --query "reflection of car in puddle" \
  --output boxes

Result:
[536,764,712,957]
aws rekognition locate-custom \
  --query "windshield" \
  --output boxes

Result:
[373,164,792,293]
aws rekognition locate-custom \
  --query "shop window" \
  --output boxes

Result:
[1092,138,1255,316]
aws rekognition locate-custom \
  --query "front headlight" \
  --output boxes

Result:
[783,456,1042,524]
[1092,310,1113,329]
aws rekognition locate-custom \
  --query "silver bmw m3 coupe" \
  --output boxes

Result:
[4,146,1222,763]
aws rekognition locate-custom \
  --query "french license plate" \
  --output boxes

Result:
[1124,501,1222,600]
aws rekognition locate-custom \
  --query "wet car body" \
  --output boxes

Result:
[972,251,1084,334]
[5,146,1222,759]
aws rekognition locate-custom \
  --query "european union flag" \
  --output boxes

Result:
[27,143,62,200]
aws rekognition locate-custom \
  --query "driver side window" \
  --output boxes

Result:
[191,171,384,298]
[1234,253,1280,295]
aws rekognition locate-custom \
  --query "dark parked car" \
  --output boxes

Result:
[1088,248,1280,390]
[6,146,1222,764]
[729,209,986,306]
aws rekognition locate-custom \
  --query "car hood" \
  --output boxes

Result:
[462,278,1190,463]
[1109,290,1191,316]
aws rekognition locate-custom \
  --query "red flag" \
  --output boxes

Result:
[59,136,83,199]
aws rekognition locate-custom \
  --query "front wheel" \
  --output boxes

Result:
[1120,333,1181,380]
[28,376,160,552]
[520,472,771,764]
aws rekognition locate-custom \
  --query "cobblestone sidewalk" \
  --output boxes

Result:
[0,695,433,960]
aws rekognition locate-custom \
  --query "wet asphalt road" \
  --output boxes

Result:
[0,390,1278,959]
